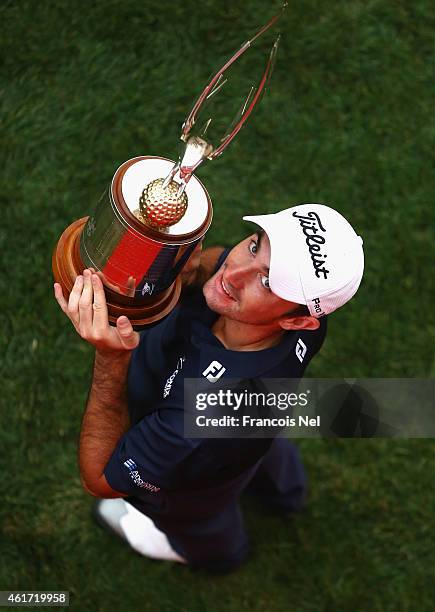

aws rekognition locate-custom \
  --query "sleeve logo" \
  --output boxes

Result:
[123,458,161,492]
[163,355,185,398]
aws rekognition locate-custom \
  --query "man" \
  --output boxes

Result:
[54,203,364,572]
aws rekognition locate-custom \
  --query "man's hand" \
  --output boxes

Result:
[54,269,139,354]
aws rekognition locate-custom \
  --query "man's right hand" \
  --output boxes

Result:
[54,269,139,354]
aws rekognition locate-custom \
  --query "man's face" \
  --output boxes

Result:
[203,232,302,326]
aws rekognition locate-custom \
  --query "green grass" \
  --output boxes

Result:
[1,1,434,610]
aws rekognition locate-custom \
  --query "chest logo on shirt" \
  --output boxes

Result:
[202,360,226,382]
[163,356,185,398]
[295,338,307,363]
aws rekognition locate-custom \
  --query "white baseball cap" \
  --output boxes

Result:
[243,204,364,317]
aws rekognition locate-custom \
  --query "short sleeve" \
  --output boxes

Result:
[104,408,198,495]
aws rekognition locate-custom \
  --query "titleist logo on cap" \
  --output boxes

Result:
[292,211,330,279]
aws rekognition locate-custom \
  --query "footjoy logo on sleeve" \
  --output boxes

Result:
[292,211,330,279]
[123,459,161,493]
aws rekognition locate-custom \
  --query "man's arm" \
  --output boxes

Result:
[195,246,226,286]
[54,270,139,498]
[79,350,131,497]
[180,245,225,291]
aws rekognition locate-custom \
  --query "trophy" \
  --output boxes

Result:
[52,5,286,328]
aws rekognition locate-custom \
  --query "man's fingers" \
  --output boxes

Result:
[91,274,109,331]
[66,275,84,326]
[126,276,136,298]
[54,283,68,313]
[78,269,93,334]
[68,275,83,309]
[116,316,139,350]
[56,272,138,352]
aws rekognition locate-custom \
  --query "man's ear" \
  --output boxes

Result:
[279,316,320,331]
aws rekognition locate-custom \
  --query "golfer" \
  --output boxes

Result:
[54,203,364,572]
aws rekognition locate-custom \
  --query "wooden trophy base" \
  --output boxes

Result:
[52,217,181,329]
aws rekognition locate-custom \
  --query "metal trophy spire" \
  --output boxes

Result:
[139,3,287,226]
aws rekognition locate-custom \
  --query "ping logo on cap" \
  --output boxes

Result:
[292,211,330,280]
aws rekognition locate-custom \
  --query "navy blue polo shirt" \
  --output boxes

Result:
[104,249,327,495]
[104,249,327,530]
[104,251,326,568]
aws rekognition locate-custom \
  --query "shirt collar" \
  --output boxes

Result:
[190,316,299,379]
[180,290,301,377]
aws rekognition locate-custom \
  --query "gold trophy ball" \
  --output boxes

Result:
[139,178,188,229]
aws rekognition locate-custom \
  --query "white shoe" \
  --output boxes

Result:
[94,499,187,564]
